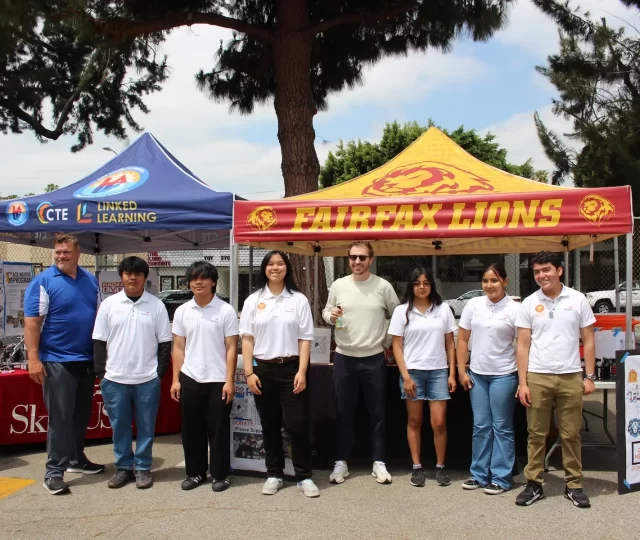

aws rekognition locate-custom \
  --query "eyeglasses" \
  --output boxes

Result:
[413,281,431,287]
[349,255,369,262]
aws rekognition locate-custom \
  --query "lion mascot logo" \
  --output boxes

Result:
[578,195,615,227]
[247,206,277,232]
[362,161,494,197]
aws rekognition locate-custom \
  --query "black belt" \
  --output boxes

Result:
[257,356,299,364]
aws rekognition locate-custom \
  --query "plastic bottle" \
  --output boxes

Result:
[336,306,344,329]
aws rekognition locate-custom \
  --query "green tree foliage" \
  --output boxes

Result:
[0,0,516,197]
[320,120,548,188]
[44,183,59,192]
[0,1,169,152]
[532,0,640,209]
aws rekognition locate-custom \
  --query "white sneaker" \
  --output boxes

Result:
[372,461,392,484]
[262,477,284,495]
[329,461,350,484]
[297,478,320,498]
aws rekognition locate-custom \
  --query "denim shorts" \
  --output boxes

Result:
[399,368,450,401]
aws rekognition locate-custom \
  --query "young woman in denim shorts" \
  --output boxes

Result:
[388,267,457,488]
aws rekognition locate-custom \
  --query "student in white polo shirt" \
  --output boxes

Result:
[239,251,318,498]
[514,251,596,509]
[388,267,456,488]
[93,256,172,490]
[456,262,520,495]
[171,261,239,493]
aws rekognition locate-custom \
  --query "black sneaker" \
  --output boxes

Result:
[462,478,483,490]
[410,467,425,487]
[515,481,544,506]
[212,478,230,492]
[67,460,105,475]
[181,474,207,491]
[43,477,70,495]
[564,487,591,508]
[108,469,135,489]
[435,466,451,486]
[484,482,506,495]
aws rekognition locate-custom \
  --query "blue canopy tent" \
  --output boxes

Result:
[0,132,240,306]
[0,132,235,253]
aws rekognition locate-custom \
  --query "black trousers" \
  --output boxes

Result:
[42,361,95,479]
[253,360,312,481]
[334,352,387,462]
[180,372,233,480]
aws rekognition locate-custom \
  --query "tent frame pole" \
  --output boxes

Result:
[626,232,633,348]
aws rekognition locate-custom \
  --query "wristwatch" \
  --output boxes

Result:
[584,373,596,382]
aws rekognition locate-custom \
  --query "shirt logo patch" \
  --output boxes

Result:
[257,302,266,311]
[535,304,545,313]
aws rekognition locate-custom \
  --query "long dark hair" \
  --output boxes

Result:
[402,267,442,325]
[257,250,300,294]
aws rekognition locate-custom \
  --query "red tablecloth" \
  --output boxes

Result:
[0,368,180,445]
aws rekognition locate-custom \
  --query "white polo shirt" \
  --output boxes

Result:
[388,302,456,371]
[92,290,172,385]
[458,295,518,376]
[239,287,314,359]
[172,296,239,383]
[515,285,596,374]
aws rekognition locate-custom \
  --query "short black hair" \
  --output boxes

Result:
[531,251,563,269]
[185,261,218,294]
[118,256,149,278]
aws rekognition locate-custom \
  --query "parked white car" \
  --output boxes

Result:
[585,281,640,314]
[447,290,522,318]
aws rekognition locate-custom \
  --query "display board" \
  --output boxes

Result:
[3,262,33,338]
[616,350,640,494]
[230,369,295,476]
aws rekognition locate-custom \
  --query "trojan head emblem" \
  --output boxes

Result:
[362,161,494,197]
[247,206,277,232]
[630,370,638,384]
[578,195,615,227]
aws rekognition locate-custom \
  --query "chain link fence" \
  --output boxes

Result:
[2,219,638,315]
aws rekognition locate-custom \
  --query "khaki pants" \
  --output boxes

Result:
[524,372,585,488]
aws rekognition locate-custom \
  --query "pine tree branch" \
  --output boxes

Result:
[78,10,273,44]
[602,19,640,103]
[312,0,419,34]
[0,90,80,139]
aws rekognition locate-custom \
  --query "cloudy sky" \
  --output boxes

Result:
[1,0,638,199]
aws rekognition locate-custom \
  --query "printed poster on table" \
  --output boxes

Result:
[230,369,294,475]
[4,263,33,337]
[617,351,640,494]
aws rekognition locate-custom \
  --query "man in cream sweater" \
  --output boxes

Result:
[322,241,399,485]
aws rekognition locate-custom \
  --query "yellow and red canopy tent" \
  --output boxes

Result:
[234,127,632,256]
[234,127,634,338]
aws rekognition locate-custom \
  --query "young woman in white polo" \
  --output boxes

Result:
[239,251,318,498]
[388,267,457,488]
[456,262,520,495]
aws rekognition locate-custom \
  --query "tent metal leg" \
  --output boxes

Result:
[626,233,633,348]
[313,253,319,325]
[564,250,570,285]
[614,236,620,312]
[230,239,239,312]
[305,255,311,300]
[248,247,254,293]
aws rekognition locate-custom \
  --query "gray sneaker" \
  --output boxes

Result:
[135,470,153,489]
[435,466,451,486]
[108,469,135,489]
[43,477,70,495]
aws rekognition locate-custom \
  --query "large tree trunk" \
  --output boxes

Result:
[272,0,328,321]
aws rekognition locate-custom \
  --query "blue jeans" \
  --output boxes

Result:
[101,378,161,471]
[468,371,518,490]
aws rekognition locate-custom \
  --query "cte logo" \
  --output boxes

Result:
[37,202,68,224]
[6,201,28,226]
[74,167,149,199]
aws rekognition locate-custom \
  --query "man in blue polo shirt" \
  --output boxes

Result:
[24,234,104,495]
